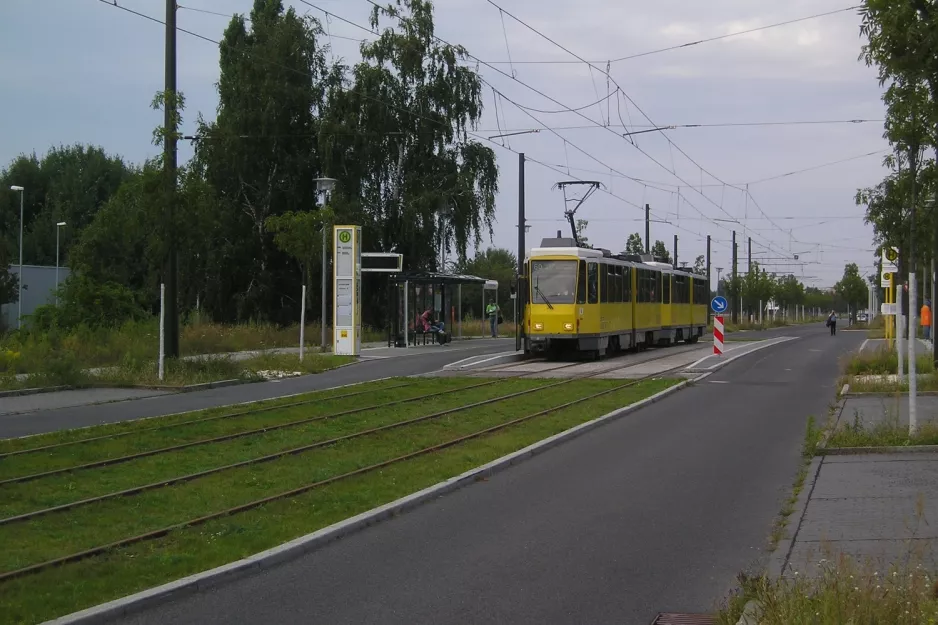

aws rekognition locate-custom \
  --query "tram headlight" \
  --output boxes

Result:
[534,322,544,330]
[563,322,574,331]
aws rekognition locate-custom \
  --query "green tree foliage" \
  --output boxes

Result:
[265,208,333,310]
[0,145,131,269]
[693,255,705,273]
[741,263,776,314]
[2,0,500,332]
[575,219,590,247]
[456,247,517,317]
[835,263,870,314]
[194,0,331,322]
[774,274,806,313]
[624,232,644,254]
[320,0,498,272]
[650,240,671,264]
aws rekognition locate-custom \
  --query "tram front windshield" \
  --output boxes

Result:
[530,260,577,304]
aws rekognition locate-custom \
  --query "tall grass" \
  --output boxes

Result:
[843,347,935,376]
[0,319,384,376]
[717,551,938,624]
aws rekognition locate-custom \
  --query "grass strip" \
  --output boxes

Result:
[768,415,822,551]
[0,378,494,483]
[0,378,678,624]
[0,377,411,455]
[0,381,416,461]
[0,379,553,520]
[827,411,938,448]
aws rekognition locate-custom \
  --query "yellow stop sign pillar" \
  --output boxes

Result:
[333,225,362,356]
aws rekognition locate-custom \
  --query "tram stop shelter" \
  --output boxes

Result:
[386,271,495,347]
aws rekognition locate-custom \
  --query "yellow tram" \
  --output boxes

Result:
[524,238,708,357]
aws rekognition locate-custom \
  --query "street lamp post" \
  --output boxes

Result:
[55,221,66,305]
[10,185,24,328]
[716,267,724,296]
[315,178,337,353]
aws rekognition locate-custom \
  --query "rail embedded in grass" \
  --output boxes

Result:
[0,379,678,621]
[0,376,532,485]
[0,379,563,525]
[0,379,415,460]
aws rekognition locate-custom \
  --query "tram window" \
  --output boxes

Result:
[623,267,632,302]
[600,265,608,303]
[531,260,578,305]
[663,274,671,304]
[615,267,623,302]
[576,260,587,304]
[587,262,599,304]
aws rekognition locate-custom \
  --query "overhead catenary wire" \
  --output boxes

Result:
[102,0,848,260]
[477,0,798,259]
[475,5,861,64]
[95,0,715,251]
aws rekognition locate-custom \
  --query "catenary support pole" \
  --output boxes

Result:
[910,273,918,434]
[732,230,738,324]
[706,235,711,327]
[517,152,526,353]
[645,204,650,254]
[163,0,179,359]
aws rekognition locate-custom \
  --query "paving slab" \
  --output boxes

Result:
[841,395,938,428]
[783,452,938,577]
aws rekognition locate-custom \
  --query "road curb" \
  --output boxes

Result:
[0,385,74,399]
[766,455,823,581]
[43,379,691,625]
[821,445,938,455]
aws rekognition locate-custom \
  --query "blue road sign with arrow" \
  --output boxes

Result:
[711,296,728,314]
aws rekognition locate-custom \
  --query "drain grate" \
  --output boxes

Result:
[650,614,717,625]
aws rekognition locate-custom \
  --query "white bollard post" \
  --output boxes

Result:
[158,283,165,381]
[300,284,306,363]
[909,273,918,435]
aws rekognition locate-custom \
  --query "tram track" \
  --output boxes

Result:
[0,380,415,460]
[0,352,695,582]
[0,362,588,486]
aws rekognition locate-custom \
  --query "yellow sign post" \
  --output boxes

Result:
[333,225,362,356]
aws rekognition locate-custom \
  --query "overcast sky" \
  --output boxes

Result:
[1,0,889,288]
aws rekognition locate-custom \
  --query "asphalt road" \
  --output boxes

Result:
[118,323,863,625]
[0,339,515,440]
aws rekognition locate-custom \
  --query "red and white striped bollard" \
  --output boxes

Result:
[713,315,724,355]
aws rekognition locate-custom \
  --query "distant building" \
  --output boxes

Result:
[1,265,71,330]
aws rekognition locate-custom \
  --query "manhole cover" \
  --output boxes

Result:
[650,614,716,625]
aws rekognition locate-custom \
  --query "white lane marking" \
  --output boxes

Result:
[709,380,729,384]
[859,339,870,353]
[443,354,489,369]
[459,352,522,369]
[696,337,797,371]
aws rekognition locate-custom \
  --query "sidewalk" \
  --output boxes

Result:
[772,398,938,580]
[775,451,938,578]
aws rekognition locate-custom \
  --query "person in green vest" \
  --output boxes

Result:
[485,300,500,338]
